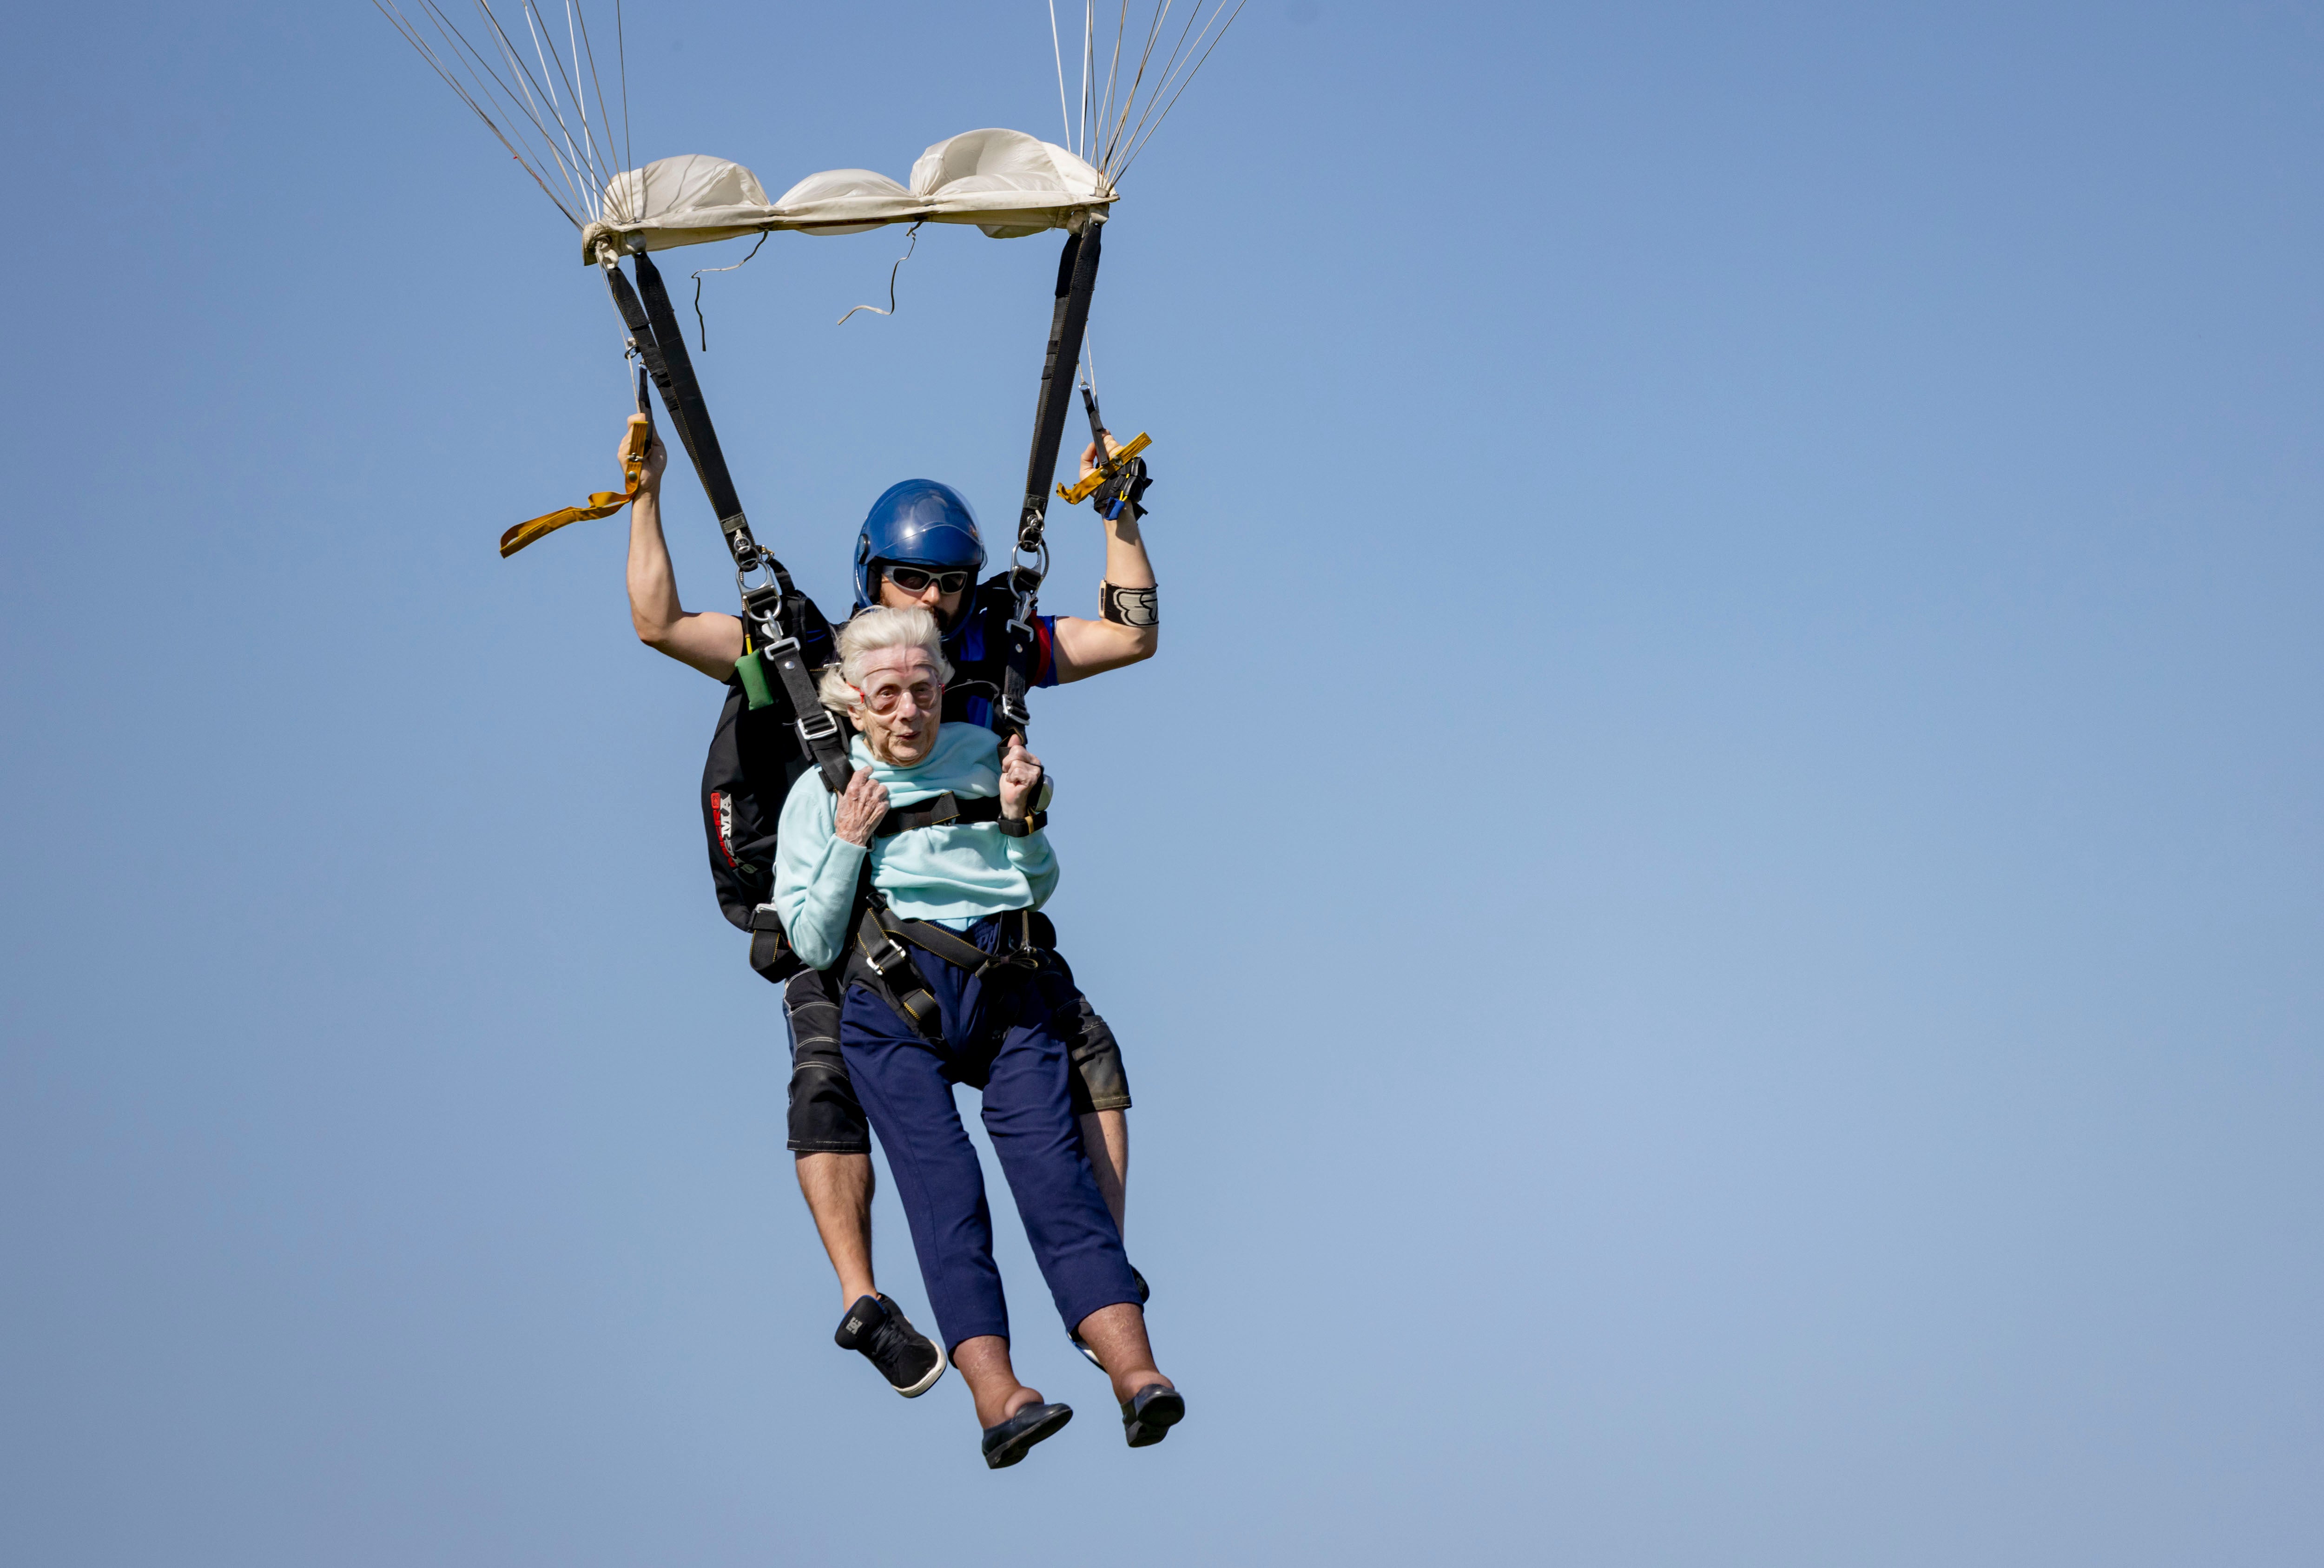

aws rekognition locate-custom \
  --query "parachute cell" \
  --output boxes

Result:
[581,129,1113,262]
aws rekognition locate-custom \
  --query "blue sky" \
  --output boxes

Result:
[3,2,2319,1563]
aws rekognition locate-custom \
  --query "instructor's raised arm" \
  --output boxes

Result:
[1050,435,1160,683]
[625,428,746,680]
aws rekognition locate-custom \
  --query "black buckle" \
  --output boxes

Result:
[795,705,841,746]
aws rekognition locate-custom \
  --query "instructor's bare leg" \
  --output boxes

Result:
[795,1152,877,1306]
[1078,1109,1129,1239]
[954,1336,1045,1429]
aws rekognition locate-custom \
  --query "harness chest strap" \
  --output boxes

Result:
[874,791,1049,838]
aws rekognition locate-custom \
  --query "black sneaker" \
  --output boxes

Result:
[1070,1266,1150,1370]
[834,1294,946,1397]
[982,1400,1074,1469]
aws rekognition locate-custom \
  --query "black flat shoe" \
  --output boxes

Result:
[1120,1383,1184,1449]
[981,1401,1074,1469]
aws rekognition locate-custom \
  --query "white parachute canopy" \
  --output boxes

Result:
[583,129,1113,261]
[375,0,1246,260]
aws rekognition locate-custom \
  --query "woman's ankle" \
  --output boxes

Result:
[1110,1367,1170,1403]
[976,1383,1040,1427]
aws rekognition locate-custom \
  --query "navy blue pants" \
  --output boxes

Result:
[840,916,1141,1356]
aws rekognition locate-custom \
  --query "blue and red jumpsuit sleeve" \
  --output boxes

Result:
[1033,615,1061,688]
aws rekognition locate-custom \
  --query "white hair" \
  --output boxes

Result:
[818,605,954,716]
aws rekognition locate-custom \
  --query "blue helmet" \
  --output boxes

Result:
[853,479,985,609]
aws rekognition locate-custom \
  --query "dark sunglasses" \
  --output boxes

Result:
[884,564,973,595]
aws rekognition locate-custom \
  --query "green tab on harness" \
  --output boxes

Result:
[735,648,776,711]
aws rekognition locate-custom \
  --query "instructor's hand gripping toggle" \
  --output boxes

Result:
[499,411,655,559]
[1056,430,1152,507]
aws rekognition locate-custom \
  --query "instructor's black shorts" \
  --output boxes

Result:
[782,946,1131,1154]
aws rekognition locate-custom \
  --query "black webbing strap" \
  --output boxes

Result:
[872,791,1047,838]
[746,903,797,984]
[844,887,1043,1042]
[630,252,744,524]
[849,903,944,1041]
[599,250,852,793]
[875,791,968,834]
[997,223,1105,737]
[863,903,1043,977]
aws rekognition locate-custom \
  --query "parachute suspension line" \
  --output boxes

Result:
[836,223,925,326]
[1047,0,1073,147]
[1043,0,1247,185]
[517,7,587,210]
[1095,0,1130,173]
[1111,0,1194,170]
[468,0,598,215]
[373,1,637,227]
[555,0,618,206]
[690,232,768,350]
[1079,2,1095,162]
[613,0,631,183]
[475,2,591,217]
[1098,0,1175,175]
[1110,0,1247,181]
[371,0,580,225]
[569,0,623,204]
[544,1,605,205]
[519,1,610,216]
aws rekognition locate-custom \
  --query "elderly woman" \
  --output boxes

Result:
[772,606,1182,1469]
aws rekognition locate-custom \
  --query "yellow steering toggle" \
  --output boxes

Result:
[1055,431,1153,507]
[500,412,654,559]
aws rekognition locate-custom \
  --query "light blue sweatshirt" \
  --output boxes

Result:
[772,722,1059,970]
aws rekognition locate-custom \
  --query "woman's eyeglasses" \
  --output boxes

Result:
[858,679,943,715]
[885,565,973,595]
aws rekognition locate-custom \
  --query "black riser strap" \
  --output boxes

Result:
[766,635,852,794]
[602,266,706,487]
[997,225,1105,738]
[624,256,796,608]
[1017,225,1105,540]
[610,258,846,792]
[630,251,745,525]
